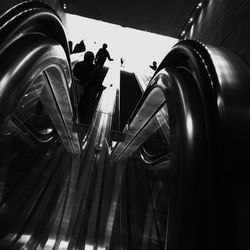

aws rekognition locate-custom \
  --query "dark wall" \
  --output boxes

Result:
[183,0,250,66]
[65,0,198,38]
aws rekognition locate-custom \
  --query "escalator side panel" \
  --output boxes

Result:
[120,71,143,130]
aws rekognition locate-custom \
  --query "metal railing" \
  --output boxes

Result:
[111,39,250,249]
[0,1,81,153]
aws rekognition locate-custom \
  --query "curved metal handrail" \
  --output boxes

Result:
[0,2,81,152]
[0,1,70,62]
[0,0,78,114]
[111,39,250,249]
[112,39,250,169]
[111,66,204,162]
[0,2,81,247]
[164,39,250,167]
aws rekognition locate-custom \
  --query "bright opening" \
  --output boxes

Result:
[65,14,178,72]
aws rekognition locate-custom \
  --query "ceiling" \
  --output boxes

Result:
[65,0,199,38]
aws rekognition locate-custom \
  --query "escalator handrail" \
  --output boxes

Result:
[127,40,219,130]
[0,2,81,152]
[0,1,70,61]
[160,39,250,157]
[111,39,250,163]
[0,1,77,115]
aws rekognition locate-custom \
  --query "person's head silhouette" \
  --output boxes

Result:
[150,61,157,70]
[102,43,108,49]
[84,51,94,63]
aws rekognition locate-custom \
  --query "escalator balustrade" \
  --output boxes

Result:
[0,2,82,248]
[112,40,250,249]
[1,1,250,249]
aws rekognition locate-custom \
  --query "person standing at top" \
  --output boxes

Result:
[73,51,105,120]
[149,61,157,71]
[68,41,73,54]
[73,40,86,53]
[73,51,96,88]
[73,51,96,107]
[95,43,113,70]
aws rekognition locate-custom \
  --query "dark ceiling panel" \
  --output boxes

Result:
[65,0,199,38]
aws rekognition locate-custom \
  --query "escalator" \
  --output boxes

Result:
[1,2,250,250]
[110,41,250,249]
[0,2,82,248]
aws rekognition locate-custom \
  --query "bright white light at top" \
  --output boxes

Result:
[65,14,178,72]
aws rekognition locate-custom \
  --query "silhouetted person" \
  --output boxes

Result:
[95,43,113,70]
[68,41,73,54]
[120,57,124,67]
[73,40,86,53]
[73,51,96,87]
[73,51,105,121]
[150,61,157,71]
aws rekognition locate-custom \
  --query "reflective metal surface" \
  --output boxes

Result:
[1,2,250,249]
[0,1,80,153]
[0,2,82,248]
[112,39,250,249]
[67,61,120,249]
[110,155,169,249]
[111,71,167,161]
